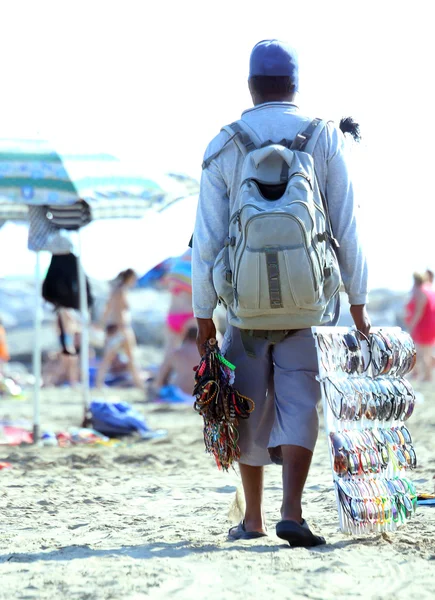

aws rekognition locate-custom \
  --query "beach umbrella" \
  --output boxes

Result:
[137,258,173,288]
[137,248,193,291]
[0,138,199,440]
[165,249,192,291]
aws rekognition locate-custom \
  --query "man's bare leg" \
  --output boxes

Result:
[238,464,267,533]
[280,445,313,522]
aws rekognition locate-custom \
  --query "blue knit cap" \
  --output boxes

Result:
[249,39,299,90]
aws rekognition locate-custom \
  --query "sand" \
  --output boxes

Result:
[1,383,435,600]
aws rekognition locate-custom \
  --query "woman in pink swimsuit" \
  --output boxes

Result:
[405,272,435,381]
[164,250,195,351]
[167,287,195,336]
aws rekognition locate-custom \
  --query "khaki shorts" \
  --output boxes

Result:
[222,326,321,466]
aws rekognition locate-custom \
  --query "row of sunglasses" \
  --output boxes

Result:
[322,375,415,422]
[330,427,416,475]
[316,329,416,377]
[336,477,416,526]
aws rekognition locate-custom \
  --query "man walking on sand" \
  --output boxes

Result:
[192,40,369,547]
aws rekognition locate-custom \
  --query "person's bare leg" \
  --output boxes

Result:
[415,344,426,382]
[126,358,144,390]
[96,347,117,389]
[122,337,144,390]
[51,354,65,386]
[66,356,79,387]
[161,329,182,365]
[280,445,313,523]
[422,345,433,382]
[71,356,79,386]
[239,463,266,533]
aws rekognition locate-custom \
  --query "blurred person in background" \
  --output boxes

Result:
[425,268,434,287]
[43,309,81,387]
[155,250,222,389]
[405,272,435,381]
[96,269,144,390]
[0,319,22,398]
[152,325,197,403]
[164,249,195,354]
[56,307,81,386]
[0,317,10,375]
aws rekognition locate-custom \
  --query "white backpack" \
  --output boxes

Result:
[208,118,341,331]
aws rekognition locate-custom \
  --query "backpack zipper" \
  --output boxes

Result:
[230,203,263,226]
[231,204,263,258]
[286,200,323,282]
[290,172,313,190]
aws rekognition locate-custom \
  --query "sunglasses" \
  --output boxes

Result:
[317,331,372,376]
[330,427,417,475]
[322,375,414,423]
[336,476,416,527]
[370,330,416,377]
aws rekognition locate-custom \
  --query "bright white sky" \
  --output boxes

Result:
[0,0,433,289]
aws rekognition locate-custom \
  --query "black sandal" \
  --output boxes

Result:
[228,521,268,541]
[276,519,326,547]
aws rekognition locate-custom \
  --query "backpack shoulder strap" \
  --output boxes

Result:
[202,120,260,170]
[291,118,339,247]
[291,118,326,153]
[235,120,263,149]
[202,129,240,170]
[222,120,259,157]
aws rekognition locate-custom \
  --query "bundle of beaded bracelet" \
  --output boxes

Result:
[193,338,255,471]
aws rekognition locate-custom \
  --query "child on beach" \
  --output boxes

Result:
[153,326,197,403]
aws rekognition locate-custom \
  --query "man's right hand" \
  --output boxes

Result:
[350,304,371,339]
[196,318,217,356]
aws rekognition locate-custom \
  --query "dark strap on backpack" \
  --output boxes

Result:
[291,118,323,151]
[202,121,260,170]
[198,117,338,249]
[202,130,240,170]
[203,117,322,168]
[226,122,257,153]
[291,119,339,248]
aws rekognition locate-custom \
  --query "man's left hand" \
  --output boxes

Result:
[196,318,217,356]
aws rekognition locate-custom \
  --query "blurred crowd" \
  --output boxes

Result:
[4,257,434,400]
[0,248,210,403]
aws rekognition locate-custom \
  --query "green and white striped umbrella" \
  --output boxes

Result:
[0,138,200,440]
[0,138,198,223]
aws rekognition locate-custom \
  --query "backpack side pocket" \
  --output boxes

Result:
[322,245,341,302]
[213,246,234,308]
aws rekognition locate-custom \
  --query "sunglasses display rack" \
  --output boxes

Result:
[311,326,417,535]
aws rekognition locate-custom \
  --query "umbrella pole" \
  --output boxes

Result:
[77,231,91,416]
[32,251,42,443]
